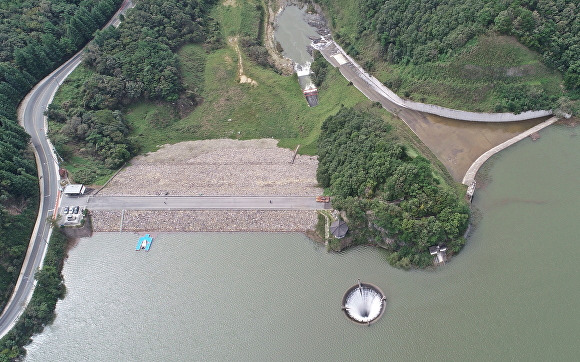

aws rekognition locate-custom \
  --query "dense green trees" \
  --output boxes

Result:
[311,50,329,87]
[45,0,220,183]
[83,0,218,104]
[0,229,69,360]
[0,1,123,357]
[352,0,579,92]
[318,108,469,268]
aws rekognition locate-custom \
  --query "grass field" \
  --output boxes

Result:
[377,35,562,112]
[127,43,369,155]
[125,0,372,156]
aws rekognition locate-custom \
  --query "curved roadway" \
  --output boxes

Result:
[0,0,134,340]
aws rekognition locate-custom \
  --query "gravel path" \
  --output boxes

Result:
[93,139,322,232]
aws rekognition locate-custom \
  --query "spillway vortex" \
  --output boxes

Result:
[342,281,386,325]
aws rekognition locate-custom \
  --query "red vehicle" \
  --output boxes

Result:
[316,196,330,203]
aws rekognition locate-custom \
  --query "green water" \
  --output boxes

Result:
[25,125,579,361]
[274,5,318,65]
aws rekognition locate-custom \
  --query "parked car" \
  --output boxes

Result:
[63,206,69,214]
[73,206,80,214]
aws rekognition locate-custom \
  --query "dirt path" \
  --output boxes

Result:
[229,36,258,86]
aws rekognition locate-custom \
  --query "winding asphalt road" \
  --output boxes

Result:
[0,53,83,339]
[0,0,134,340]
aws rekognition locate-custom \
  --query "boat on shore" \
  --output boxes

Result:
[136,234,153,251]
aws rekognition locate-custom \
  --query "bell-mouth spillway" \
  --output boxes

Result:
[341,280,386,325]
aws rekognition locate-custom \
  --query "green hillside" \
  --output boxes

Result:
[316,0,579,114]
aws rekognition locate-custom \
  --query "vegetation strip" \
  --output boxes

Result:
[317,39,553,121]
[0,0,126,359]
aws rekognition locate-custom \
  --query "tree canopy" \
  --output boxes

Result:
[317,0,579,114]
[44,0,220,183]
[318,108,469,268]
[352,0,579,92]
[83,0,219,103]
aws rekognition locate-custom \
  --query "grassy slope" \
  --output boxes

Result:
[320,0,562,112]
[126,0,370,156]
[49,66,119,185]
[127,44,369,155]
[51,0,457,187]
[380,35,562,111]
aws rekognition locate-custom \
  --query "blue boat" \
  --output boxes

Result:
[136,234,153,251]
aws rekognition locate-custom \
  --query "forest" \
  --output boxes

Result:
[317,108,469,268]
[46,0,220,183]
[0,0,123,358]
[0,0,122,308]
[317,0,579,114]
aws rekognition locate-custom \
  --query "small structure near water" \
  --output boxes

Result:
[342,279,387,325]
[429,244,447,265]
[303,85,318,107]
[63,184,86,196]
[274,5,322,107]
[466,181,476,203]
[330,220,348,238]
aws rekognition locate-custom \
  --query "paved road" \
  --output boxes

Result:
[315,39,558,185]
[0,1,134,340]
[87,195,327,210]
[316,40,552,122]
[0,53,81,339]
[316,41,434,140]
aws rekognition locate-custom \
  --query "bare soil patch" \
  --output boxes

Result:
[229,37,258,86]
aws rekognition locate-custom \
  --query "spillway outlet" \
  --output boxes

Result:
[341,282,386,325]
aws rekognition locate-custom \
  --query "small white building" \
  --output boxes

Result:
[429,245,448,265]
[63,184,85,196]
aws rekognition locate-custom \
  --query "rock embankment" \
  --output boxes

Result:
[91,209,318,232]
[97,139,320,197]
[92,139,322,232]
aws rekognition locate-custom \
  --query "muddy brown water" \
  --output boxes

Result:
[409,113,547,182]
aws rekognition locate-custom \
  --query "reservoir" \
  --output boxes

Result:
[274,5,318,66]
[25,125,580,360]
